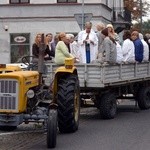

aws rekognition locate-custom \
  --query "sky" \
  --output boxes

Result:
[143,0,150,21]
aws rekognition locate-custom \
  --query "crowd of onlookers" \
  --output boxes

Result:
[32,22,150,65]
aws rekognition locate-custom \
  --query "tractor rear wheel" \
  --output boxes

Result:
[57,74,80,133]
[0,126,17,131]
[47,109,57,149]
[99,92,117,119]
[136,87,150,110]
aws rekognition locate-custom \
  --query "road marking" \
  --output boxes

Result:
[0,130,44,136]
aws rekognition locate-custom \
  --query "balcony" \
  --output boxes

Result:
[112,7,132,33]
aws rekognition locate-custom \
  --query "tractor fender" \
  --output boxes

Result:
[53,66,78,102]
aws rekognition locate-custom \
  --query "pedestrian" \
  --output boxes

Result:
[139,33,149,62]
[68,34,81,63]
[101,28,117,64]
[96,22,105,52]
[106,24,120,44]
[78,22,98,63]
[143,34,150,60]
[32,33,53,61]
[54,32,74,65]
[122,30,135,63]
[46,33,55,58]
[131,31,143,63]
[51,34,59,56]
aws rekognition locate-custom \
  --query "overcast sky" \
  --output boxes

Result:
[143,0,150,21]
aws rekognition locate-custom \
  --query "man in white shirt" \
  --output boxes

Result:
[139,33,149,62]
[78,22,98,63]
[122,30,135,63]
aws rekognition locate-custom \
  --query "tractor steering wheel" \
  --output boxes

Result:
[21,55,38,71]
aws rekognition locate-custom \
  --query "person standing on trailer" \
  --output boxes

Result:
[78,22,98,63]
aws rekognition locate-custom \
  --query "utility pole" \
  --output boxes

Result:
[140,0,143,33]
[81,0,84,30]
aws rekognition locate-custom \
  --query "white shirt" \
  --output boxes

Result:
[141,39,149,61]
[116,42,123,63]
[70,41,81,62]
[122,39,135,63]
[78,30,98,63]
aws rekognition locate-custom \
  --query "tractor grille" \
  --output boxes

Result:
[0,79,18,111]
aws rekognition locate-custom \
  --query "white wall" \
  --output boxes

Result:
[30,0,56,4]
[0,19,81,63]
[0,0,107,5]
[78,0,103,3]
[0,0,9,4]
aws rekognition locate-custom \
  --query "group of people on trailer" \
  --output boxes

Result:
[32,22,150,65]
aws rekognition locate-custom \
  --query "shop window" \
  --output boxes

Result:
[10,33,30,63]
[57,0,77,3]
[9,0,29,4]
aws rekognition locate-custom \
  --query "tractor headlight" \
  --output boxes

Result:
[26,90,35,98]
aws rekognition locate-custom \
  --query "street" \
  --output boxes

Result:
[1,100,150,150]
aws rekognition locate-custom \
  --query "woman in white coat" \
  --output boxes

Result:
[78,22,98,63]
[122,30,135,63]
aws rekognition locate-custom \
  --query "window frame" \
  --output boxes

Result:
[9,0,30,4]
[57,0,77,3]
[10,33,30,63]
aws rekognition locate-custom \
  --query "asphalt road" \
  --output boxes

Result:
[1,100,150,150]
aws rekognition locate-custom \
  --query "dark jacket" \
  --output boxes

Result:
[32,43,54,60]
[133,38,144,62]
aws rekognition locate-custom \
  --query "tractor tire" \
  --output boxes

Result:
[99,92,117,119]
[136,87,150,110]
[0,126,17,131]
[57,74,80,133]
[47,109,57,149]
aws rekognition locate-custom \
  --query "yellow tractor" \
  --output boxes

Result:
[0,64,22,74]
[0,40,80,148]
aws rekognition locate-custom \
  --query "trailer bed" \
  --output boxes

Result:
[45,62,150,88]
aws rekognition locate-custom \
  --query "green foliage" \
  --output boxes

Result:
[132,20,150,34]
[124,0,150,22]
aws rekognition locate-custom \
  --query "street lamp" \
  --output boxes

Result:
[81,0,84,30]
[140,0,143,33]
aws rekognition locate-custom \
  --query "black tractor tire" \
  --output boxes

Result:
[0,126,17,131]
[136,87,150,110]
[47,109,57,149]
[57,74,80,133]
[99,92,117,119]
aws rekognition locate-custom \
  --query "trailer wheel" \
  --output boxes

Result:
[136,87,150,110]
[100,93,117,119]
[47,109,57,149]
[57,75,80,133]
[0,126,17,131]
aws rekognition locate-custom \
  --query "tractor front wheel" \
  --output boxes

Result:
[47,109,57,149]
[57,74,80,133]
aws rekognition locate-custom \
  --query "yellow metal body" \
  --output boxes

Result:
[53,58,77,102]
[0,58,77,113]
[0,71,39,113]
[0,65,22,74]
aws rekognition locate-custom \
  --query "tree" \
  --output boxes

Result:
[124,0,150,22]
[133,20,150,34]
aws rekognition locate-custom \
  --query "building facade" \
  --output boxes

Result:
[0,0,130,63]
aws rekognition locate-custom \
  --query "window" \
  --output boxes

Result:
[10,33,30,63]
[10,0,29,4]
[57,0,77,3]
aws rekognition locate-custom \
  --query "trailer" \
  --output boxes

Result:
[45,61,150,119]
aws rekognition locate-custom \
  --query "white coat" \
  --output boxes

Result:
[141,39,149,62]
[116,42,123,63]
[122,39,135,63]
[78,30,98,63]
